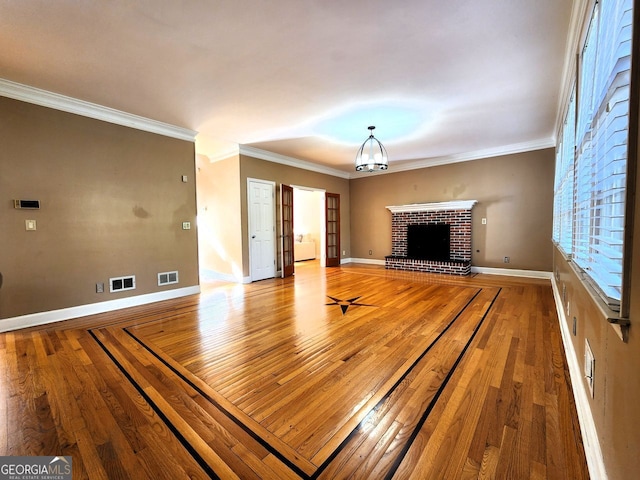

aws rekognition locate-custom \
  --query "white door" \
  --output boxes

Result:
[248,179,276,281]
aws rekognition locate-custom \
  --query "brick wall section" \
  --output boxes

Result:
[385,257,471,275]
[385,208,473,276]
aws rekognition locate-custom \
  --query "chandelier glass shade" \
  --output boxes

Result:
[355,126,388,172]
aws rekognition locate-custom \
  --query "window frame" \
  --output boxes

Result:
[553,0,636,314]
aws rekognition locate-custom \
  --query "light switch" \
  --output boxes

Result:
[181,175,188,183]
[25,219,37,231]
[182,221,191,230]
[481,218,487,225]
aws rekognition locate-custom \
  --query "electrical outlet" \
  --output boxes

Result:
[96,282,104,293]
[503,256,510,263]
[584,339,595,397]
[369,250,373,255]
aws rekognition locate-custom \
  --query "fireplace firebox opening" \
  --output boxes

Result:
[407,224,450,261]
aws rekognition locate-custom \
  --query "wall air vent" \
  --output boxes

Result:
[110,275,136,293]
[14,199,40,209]
[158,271,179,286]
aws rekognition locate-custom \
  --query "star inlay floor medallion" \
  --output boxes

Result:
[325,295,375,314]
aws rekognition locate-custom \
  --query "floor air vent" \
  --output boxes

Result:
[110,275,136,292]
[158,271,179,286]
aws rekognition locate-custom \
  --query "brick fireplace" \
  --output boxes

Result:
[385,200,477,275]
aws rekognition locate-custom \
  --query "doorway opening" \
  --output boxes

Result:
[292,186,326,271]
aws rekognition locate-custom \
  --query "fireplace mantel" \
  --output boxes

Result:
[386,200,477,214]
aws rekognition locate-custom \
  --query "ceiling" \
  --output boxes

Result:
[0,1,574,175]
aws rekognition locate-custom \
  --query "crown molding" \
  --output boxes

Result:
[239,145,351,179]
[203,146,241,163]
[242,137,554,181]
[0,78,198,142]
[379,137,555,175]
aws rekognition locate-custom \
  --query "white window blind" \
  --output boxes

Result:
[553,86,576,255]
[572,0,633,307]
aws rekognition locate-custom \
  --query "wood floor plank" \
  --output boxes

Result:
[0,354,7,455]
[390,282,588,480]
[96,325,309,478]
[1,263,589,479]
[138,281,486,466]
[312,288,500,477]
[121,337,319,476]
[78,333,210,479]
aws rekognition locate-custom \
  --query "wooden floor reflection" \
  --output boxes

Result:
[0,263,589,479]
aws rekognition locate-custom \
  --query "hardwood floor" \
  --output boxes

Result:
[0,263,589,479]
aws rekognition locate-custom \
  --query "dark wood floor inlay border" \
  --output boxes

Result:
[1,264,590,479]
[87,284,499,478]
[88,329,222,480]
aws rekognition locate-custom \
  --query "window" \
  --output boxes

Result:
[553,0,633,309]
[553,85,576,255]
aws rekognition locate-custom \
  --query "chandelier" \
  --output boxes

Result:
[355,126,388,172]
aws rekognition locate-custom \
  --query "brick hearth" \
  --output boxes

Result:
[385,201,477,276]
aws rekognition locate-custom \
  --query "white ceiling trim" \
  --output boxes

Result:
[242,137,555,181]
[354,137,556,177]
[239,145,351,179]
[0,76,556,174]
[0,78,198,142]
[203,147,241,163]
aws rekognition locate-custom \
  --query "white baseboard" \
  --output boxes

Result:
[0,286,200,333]
[345,258,385,265]
[345,261,553,279]
[200,268,251,284]
[471,266,553,279]
[551,276,607,480]
[202,263,552,282]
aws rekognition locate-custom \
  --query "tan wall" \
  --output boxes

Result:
[239,155,350,277]
[552,247,640,480]
[0,97,199,321]
[621,108,640,478]
[349,149,555,271]
[196,154,243,279]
